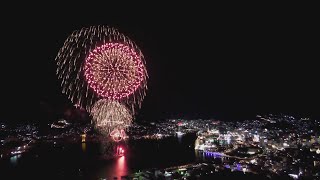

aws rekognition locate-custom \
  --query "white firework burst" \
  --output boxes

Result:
[91,99,132,134]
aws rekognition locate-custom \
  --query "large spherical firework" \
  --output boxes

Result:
[55,26,148,112]
[91,99,132,135]
[84,43,145,100]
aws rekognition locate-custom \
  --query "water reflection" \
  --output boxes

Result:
[102,155,129,179]
[177,134,182,143]
[10,155,21,166]
[3,133,197,179]
[115,156,127,177]
[82,143,86,152]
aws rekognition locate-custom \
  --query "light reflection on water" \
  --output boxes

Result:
[10,155,21,166]
[2,133,197,179]
[100,155,129,179]
[115,156,127,177]
[81,143,86,152]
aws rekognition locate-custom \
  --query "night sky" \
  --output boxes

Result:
[2,7,319,123]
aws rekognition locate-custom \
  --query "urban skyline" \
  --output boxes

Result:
[1,6,319,179]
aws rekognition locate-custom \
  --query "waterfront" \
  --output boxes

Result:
[1,115,319,179]
[0,134,197,179]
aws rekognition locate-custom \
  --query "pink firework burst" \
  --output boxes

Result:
[84,43,145,100]
[55,26,148,113]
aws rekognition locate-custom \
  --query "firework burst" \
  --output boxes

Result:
[55,26,148,114]
[91,99,132,135]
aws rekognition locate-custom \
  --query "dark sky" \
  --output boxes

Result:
[2,7,319,123]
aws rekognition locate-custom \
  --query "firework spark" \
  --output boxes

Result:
[110,129,127,142]
[84,43,145,100]
[91,99,132,135]
[55,26,148,113]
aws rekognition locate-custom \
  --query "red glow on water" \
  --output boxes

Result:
[115,156,126,177]
[103,155,128,178]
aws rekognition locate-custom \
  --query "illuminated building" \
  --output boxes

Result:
[50,119,70,129]
[81,134,86,143]
[253,134,260,142]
